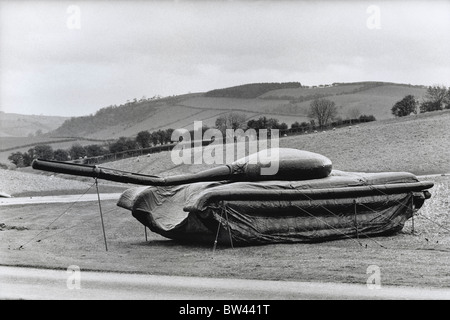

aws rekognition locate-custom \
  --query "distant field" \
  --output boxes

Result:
[180,96,290,111]
[0,136,76,151]
[267,84,427,120]
[83,106,230,140]
[260,83,367,99]
[0,112,68,137]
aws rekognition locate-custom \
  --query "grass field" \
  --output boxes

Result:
[260,83,368,99]
[1,108,449,289]
[281,109,450,175]
[266,84,428,122]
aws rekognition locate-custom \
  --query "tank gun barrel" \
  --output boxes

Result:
[32,148,333,186]
[31,158,234,186]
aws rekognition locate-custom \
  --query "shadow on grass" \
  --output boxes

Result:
[132,238,236,252]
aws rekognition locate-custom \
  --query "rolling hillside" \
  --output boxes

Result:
[263,83,428,120]
[47,81,428,140]
[0,112,68,138]
[0,81,430,163]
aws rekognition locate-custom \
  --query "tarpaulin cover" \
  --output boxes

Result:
[117,170,433,245]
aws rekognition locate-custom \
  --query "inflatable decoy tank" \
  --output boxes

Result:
[32,148,433,245]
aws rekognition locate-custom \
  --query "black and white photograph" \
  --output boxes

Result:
[0,0,449,303]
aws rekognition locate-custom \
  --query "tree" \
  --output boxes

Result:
[85,144,106,157]
[150,131,160,146]
[347,107,361,120]
[215,112,247,134]
[136,130,151,148]
[291,121,301,129]
[155,130,166,145]
[333,117,343,126]
[164,128,175,144]
[278,122,288,130]
[33,144,54,160]
[391,95,418,117]
[247,117,267,130]
[359,114,376,122]
[23,149,34,166]
[53,149,70,161]
[109,137,136,153]
[69,143,86,159]
[308,98,338,129]
[266,118,280,129]
[247,116,285,130]
[420,100,442,113]
[446,91,450,109]
[156,128,176,145]
[420,85,449,112]
[188,125,210,142]
[8,152,24,167]
[124,138,137,150]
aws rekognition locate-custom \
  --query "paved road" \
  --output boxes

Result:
[0,193,122,206]
[418,173,449,178]
[1,266,449,300]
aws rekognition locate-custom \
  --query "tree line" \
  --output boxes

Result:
[213,100,375,137]
[7,128,176,168]
[391,85,450,117]
[8,97,376,167]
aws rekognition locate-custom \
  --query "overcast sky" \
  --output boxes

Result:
[1,0,449,116]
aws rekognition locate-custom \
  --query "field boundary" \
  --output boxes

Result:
[0,137,113,153]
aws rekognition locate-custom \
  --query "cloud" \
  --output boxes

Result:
[1,1,449,116]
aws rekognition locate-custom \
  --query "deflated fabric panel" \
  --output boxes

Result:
[198,193,413,245]
[117,171,429,245]
[183,171,421,212]
[118,181,227,234]
[117,186,149,210]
